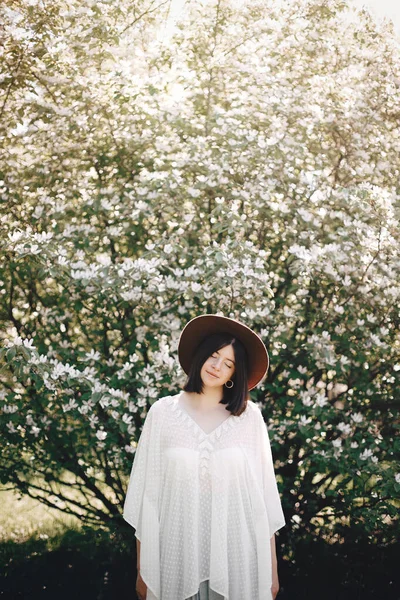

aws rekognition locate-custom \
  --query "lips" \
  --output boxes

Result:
[206,371,219,379]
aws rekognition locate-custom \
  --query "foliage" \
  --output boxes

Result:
[1,526,399,599]
[0,524,136,600]
[1,0,399,548]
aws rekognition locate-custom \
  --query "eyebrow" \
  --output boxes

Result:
[215,350,235,364]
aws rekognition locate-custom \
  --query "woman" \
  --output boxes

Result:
[123,314,286,600]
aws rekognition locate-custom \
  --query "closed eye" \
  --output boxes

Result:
[212,353,234,368]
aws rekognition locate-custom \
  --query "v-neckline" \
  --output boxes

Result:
[176,392,233,438]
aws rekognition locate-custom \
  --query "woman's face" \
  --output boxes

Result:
[200,344,236,387]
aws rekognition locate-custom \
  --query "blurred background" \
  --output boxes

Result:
[1,0,399,598]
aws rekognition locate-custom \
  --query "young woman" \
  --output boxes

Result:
[123,314,285,600]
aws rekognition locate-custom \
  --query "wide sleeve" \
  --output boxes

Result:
[123,400,162,599]
[255,407,286,536]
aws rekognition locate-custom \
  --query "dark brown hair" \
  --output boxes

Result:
[182,332,249,416]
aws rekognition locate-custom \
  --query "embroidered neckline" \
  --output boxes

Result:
[166,392,249,442]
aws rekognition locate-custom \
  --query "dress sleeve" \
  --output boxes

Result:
[255,408,286,536]
[123,401,162,598]
[123,401,160,537]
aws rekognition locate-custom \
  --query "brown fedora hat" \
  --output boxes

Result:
[178,314,269,390]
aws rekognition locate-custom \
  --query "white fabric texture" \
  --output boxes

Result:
[123,392,286,600]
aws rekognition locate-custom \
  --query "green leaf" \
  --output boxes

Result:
[7,347,17,361]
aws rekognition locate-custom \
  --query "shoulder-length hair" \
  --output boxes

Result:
[182,332,249,416]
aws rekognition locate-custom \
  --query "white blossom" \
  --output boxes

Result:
[6,422,17,434]
[3,405,18,414]
[299,415,312,426]
[63,399,78,412]
[89,415,99,428]
[351,412,363,423]
[187,187,201,197]
[359,449,374,460]
[78,401,94,415]
[31,426,41,437]
[4,335,23,347]
[337,422,352,435]
[314,393,328,408]
[83,349,101,361]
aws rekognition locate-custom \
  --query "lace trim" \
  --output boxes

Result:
[165,394,250,477]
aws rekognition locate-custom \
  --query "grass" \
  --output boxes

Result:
[0,485,82,546]
[0,485,136,600]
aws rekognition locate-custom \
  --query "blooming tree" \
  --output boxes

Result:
[1,0,399,547]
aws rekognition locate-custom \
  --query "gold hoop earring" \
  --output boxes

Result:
[224,380,234,388]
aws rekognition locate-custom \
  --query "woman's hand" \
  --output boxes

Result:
[136,572,147,600]
[271,574,280,599]
[270,533,280,599]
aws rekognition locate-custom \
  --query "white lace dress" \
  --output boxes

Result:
[123,392,286,600]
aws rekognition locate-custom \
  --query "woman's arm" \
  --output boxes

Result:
[136,537,141,571]
[270,533,280,599]
[135,537,148,600]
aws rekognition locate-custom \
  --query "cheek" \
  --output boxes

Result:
[222,366,233,378]
[201,361,210,374]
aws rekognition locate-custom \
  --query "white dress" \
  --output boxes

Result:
[123,392,286,600]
